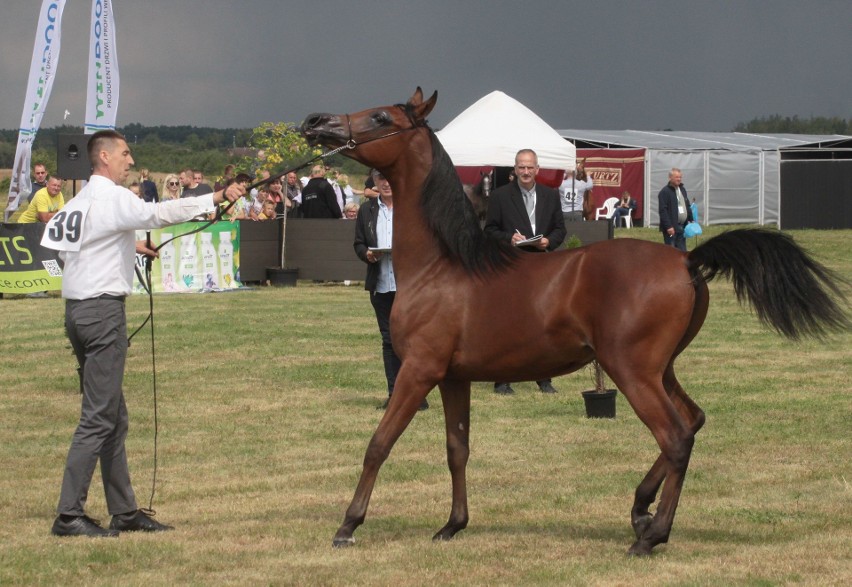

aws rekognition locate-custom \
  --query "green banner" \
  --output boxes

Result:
[0,223,63,293]
[0,221,242,295]
[133,222,243,294]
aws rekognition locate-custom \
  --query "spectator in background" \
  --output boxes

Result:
[218,172,253,220]
[658,167,693,251]
[343,202,359,219]
[214,164,235,192]
[362,173,379,199]
[139,169,158,203]
[127,182,143,198]
[28,162,48,203]
[249,187,267,220]
[258,199,277,220]
[285,171,302,218]
[19,175,65,223]
[611,190,636,227]
[266,177,286,216]
[301,165,342,218]
[161,174,182,200]
[179,168,212,198]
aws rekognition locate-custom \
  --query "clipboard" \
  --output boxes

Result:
[368,247,392,253]
[514,235,543,247]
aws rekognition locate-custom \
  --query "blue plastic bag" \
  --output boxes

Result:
[684,221,702,238]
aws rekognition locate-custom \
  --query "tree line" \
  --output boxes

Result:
[0,122,364,182]
[2,115,848,180]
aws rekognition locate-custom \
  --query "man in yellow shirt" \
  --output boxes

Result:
[18,175,65,223]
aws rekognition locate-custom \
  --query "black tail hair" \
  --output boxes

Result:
[688,228,850,340]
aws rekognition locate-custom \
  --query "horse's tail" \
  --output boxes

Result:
[687,228,850,340]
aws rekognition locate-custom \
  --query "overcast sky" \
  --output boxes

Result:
[1,0,849,134]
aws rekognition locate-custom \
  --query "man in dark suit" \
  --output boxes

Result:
[658,167,694,251]
[483,148,566,395]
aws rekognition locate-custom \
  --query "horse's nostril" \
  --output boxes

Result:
[304,114,326,129]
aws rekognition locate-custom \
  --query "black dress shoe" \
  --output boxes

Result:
[494,383,515,395]
[52,515,119,538]
[377,397,390,410]
[418,399,429,411]
[109,510,174,532]
[538,382,558,394]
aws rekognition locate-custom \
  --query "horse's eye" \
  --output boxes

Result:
[372,111,390,125]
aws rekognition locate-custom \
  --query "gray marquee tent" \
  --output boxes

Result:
[556,130,852,229]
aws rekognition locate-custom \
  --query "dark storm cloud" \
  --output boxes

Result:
[1,0,849,132]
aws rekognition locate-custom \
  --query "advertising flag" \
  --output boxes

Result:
[5,0,67,221]
[84,0,120,134]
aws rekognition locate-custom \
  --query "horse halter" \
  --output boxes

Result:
[335,103,427,154]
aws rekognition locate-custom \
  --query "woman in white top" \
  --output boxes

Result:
[559,158,593,220]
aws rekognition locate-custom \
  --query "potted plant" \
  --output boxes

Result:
[243,122,319,287]
[581,360,618,418]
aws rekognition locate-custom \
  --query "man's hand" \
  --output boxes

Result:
[136,240,158,258]
[366,250,383,263]
[536,237,549,250]
[511,232,527,245]
[223,182,246,202]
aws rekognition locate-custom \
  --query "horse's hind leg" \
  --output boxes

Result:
[332,364,435,547]
[626,366,705,555]
[433,379,471,541]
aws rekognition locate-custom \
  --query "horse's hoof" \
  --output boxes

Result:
[627,541,654,557]
[332,536,355,548]
[631,514,653,540]
[432,530,455,542]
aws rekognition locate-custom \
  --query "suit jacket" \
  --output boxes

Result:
[353,197,382,292]
[658,183,694,233]
[484,180,566,251]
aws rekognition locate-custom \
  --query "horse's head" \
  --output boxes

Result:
[301,87,437,169]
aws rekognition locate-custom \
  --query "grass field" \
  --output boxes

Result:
[1,226,849,586]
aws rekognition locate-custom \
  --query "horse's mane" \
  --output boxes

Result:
[420,131,519,274]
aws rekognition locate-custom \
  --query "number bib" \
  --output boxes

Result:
[41,198,92,252]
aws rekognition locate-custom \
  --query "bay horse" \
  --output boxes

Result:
[301,88,849,555]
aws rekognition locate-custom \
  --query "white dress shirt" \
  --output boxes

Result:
[51,175,217,299]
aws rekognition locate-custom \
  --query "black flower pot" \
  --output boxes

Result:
[581,389,617,419]
[266,267,298,287]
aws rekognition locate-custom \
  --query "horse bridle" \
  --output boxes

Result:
[337,103,428,153]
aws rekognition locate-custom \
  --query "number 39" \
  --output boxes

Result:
[48,210,84,243]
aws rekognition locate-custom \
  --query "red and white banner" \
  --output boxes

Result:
[580,149,645,221]
[85,0,120,134]
[5,0,68,221]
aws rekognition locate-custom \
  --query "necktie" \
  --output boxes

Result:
[524,192,534,217]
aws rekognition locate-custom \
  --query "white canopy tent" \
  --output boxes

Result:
[436,91,576,171]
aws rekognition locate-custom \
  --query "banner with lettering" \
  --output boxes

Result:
[0,223,64,294]
[5,0,68,221]
[0,222,242,295]
[84,0,120,133]
[579,149,645,221]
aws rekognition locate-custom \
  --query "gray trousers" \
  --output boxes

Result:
[58,298,137,516]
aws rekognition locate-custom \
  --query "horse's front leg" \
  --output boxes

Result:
[332,363,435,548]
[433,379,471,541]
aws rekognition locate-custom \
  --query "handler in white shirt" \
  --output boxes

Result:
[42,130,244,538]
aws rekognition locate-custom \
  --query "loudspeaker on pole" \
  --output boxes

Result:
[56,134,92,180]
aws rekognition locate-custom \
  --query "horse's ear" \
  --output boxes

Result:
[409,87,424,105]
[413,90,437,121]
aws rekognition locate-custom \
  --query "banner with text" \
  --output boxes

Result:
[5,0,68,221]
[579,149,645,221]
[0,223,64,294]
[0,222,242,295]
[85,0,120,133]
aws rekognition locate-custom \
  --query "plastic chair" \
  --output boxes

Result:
[595,197,619,221]
[614,208,633,228]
